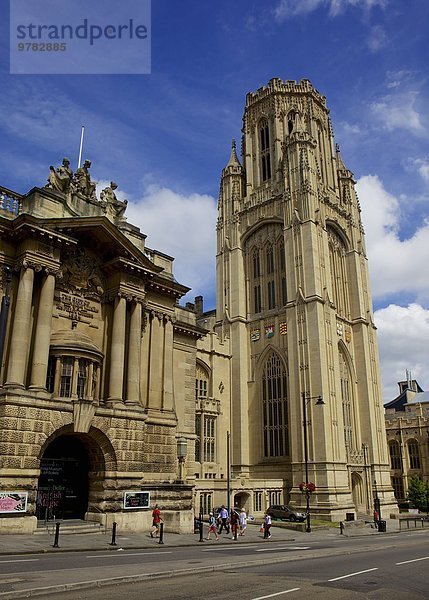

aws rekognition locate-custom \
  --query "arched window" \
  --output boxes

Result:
[195,363,217,463]
[259,119,271,182]
[262,353,288,457]
[389,441,402,470]
[339,350,354,453]
[408,440,421,470]
[328,227,350,319]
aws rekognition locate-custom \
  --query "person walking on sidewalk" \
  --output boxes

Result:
[263,512,272,539]
[239,508,247,536]
[218,505,230,534]
[230,508,239,540]
[206,512,219,541]
[150,504,162,538]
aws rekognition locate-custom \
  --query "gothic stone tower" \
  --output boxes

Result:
[216,78,396,519]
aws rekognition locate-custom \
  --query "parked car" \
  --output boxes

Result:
[267,504,306,522]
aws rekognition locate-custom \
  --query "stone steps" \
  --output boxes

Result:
[35,520,104,535]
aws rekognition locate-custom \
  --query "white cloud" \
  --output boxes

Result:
[356,174,429,304]
[409,158,429,183]
[273,0,387,20]
[125,186,217,304]
[370,91,424,134]
[367,25,388,52]
[374,304,429,401]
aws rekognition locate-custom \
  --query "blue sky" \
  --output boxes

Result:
[1,0,428,400]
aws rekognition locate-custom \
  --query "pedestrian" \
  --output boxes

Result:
[373,509,379,530]
[263,512,271,539]
[150,504,162,538]
[206,512,219,540]
[239,508,247,536]
[218,505,230,534]
[230,508,239,540]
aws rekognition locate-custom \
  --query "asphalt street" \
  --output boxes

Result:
[5,531,428,600]
[0,523,428,599]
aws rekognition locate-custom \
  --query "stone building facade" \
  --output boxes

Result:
[193,78,396,521]
[0,77,397,533]
[385,378,429,502]
[0,171,203,533]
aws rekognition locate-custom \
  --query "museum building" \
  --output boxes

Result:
[0,78,397,533]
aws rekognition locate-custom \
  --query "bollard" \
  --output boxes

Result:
[158,521,164,544]
[110,521,117,546]
[339,521,344,535]
[199,513,204,542]
[52,522,60,548]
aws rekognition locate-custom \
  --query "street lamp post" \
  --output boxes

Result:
[302,392,325,533]
[177,437,187,483]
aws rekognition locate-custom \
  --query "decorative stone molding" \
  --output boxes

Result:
[73,398,96,434]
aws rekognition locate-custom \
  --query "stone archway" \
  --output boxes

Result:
[36,426,115,521]
[351,472,365,513]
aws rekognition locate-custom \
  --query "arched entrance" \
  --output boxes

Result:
[351,472,365,513]
[36,429,109,521]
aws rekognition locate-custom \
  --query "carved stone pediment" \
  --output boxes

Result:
[58,247,105,299]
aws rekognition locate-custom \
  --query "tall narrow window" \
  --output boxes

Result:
[254,285,262,313]
[203,415,215,462]
[262,353,288,458]
[195,363,217,464]
[408,441,421,469]
[260,120,271,181]
[267,280,275,310]
[77,358,88,398]
[389,441,402,470]
[253,250,261,278]
[339,351,354,453]
[59,357,73,397]
[328,227,350,319]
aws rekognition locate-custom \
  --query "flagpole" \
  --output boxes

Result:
[77,126,85,169]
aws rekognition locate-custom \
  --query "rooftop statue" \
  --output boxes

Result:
[46,157,73,193]
[71,159,97,201]
[100,181,128,222]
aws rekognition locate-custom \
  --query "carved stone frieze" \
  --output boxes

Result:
[58,247,105,299]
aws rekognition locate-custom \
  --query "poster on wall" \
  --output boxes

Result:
[123,491,150,510]
[0,492,28,513]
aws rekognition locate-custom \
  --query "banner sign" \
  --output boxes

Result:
[0,492,28,513]
[123,491,150,510]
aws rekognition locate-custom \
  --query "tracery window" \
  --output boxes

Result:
[391,476,405,500]
[195,363,217,463]
[328,227,350,319]
[339,350,355,453]
[389,441,402,470]
[408,440,421,470]
[260,119,271,182]
[245,225,286,317]
[262,353,288,458]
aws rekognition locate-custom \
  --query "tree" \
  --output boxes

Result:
[407,476,429,512]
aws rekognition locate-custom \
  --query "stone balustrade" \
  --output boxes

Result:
[0,186,22,215]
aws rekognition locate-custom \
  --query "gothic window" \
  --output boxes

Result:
[328,227,350,319]
[195,363,217,464]
[389,441,402,470]
[339,350,355,453]
[262,353,288,458]
[253,250,261,278]
[391,476,405,500]
[408,440,421,470]
[267,280,276,310]
[266,246,274,274]
[260,119,271,182]
[254,285,262,314]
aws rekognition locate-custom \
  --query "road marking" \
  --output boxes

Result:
[251,588,301,599]
[328,567,378,581]
[0,559,39,564]
[396,556,429,565]
[202,545,260,552]
[85,552,173,558]
[256,547,310,552]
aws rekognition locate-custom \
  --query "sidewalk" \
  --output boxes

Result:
[0,517,404,556]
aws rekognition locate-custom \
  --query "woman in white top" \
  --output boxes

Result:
[239,508,247,536]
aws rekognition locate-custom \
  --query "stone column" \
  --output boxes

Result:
[147,312,163,409]
[126,301,142,405]
[108,294,126,404]
[6,265,34,387]
[29,271,56,389]
[87,362,94,400]
[162,316,174,411]
[139,311,150,408]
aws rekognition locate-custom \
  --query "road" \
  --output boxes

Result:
[0,531,428,599]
